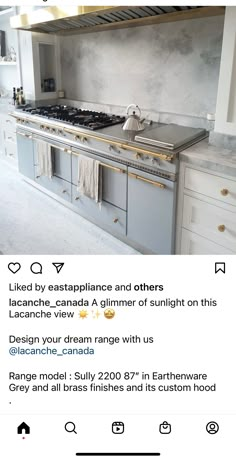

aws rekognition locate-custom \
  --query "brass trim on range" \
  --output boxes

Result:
[100,163,125,174]
[14,115,173,161]
[64,128,173,162]
[49,143,72,154]
[128,172,166,189]
[17,132,33,139]
[71,150,126,174]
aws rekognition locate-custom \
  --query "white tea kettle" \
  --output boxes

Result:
[123,104,145,131]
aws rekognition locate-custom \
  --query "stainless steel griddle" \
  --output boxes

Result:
[135,123,206,150]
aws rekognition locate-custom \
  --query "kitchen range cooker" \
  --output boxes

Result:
[14,104,207,181]
[12,104,208,254]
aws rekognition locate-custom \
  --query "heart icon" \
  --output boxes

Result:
[8,262,21,274]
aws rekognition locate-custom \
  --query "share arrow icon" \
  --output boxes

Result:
[52,263,64,274]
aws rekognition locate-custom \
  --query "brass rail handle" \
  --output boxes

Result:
[100,162,125,174]
[17,132,32,139]
[49,143,72,154]
[71,151,125,174]
[65,128,173,162]
[128,172,166,189]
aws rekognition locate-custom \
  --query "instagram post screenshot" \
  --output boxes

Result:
[0,2,235,459]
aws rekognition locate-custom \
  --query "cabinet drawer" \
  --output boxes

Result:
[71,184,126,236]
[35,174,71,203]
[2,116,16,132]
[4,130,16,144]
[181,229,234,254]
[183,195,236,251]
[5,138,17,159]
[184,167,236,206]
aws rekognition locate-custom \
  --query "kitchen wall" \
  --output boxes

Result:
[60,15,224,120]
[0,13,19,91]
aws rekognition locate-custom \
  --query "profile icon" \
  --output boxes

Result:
[206,421,219,434]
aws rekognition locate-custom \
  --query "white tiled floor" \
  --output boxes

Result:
[0,158,139,255]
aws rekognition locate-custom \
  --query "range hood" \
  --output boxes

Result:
[10,5,225,35]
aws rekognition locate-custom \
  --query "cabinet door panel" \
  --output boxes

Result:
[5,138,17,160]
[34,138,71,183]
[127,167,176,254]
[182,195,236,251]
[181,229,234,254]
[185,167,236,207]
[72,184,126,236]
[17,131,35,179]
[35,174,71,202]
[52,148,71,182]
[71,150,127,210]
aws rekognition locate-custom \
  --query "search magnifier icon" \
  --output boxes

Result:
[65,421,77,434]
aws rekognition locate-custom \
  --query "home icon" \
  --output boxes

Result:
[17,422,30,435]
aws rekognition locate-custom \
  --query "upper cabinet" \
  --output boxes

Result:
[18,30,61,101]
[32,33,61,100]
[214,7,236,136]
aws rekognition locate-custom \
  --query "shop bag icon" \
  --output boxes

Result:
[159,421,171,434]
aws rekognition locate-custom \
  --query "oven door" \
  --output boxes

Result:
[33,135,72,202]
[127,167,177,254]
[71,147,127,236]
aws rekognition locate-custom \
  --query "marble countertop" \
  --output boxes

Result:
[180,138,236,178]
[0,98,14,114]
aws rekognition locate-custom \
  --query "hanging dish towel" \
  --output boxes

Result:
[35,140,53,178]
[78,154,102,204]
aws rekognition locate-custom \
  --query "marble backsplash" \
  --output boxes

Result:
[60,98,215,131]
[60,15,224,121]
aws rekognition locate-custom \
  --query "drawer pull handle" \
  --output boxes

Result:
[75,196,80,201]
[49,143,72,154]
[128,172,166,189]
[218,225,225,232]
[17,132,32,139]
[36,175,41,179]
[71,152,125,174]
[62,190,67,194]
[113,218,119,223]
[100,162,125,174]
[221,188,229,196]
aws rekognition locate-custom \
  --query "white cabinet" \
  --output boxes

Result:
[19,31,61,101]
[32,33,61,101]
[0,112,17,161]
[181,229,234,255]
[176,162,236,254]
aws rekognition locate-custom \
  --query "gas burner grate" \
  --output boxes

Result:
[22,105,125,130]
